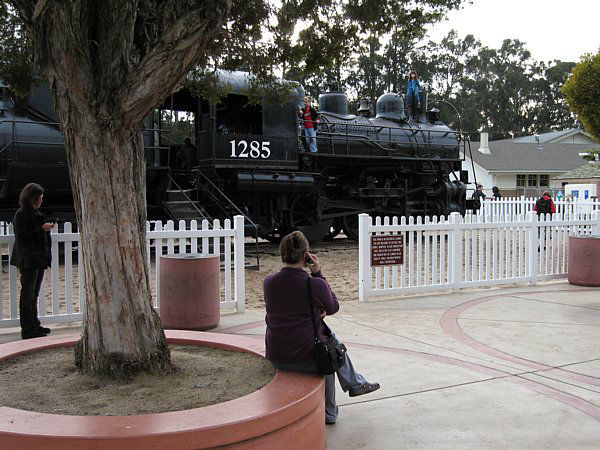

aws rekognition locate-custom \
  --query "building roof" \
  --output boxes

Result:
[499,129,592,144]
[465,141,600,173]
[554,163,600,179]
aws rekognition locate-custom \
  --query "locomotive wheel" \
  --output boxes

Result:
[342,213,359,241]
[323,219,342,241]
[258,227,286,244]
[288,195,333,244]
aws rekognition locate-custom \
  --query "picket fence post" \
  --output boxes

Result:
[592,210,600,236]
[527,211,538,285]
[233,215,245,313]
[449,212,462,292]
[358,214,372,302]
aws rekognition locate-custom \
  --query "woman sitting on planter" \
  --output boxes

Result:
[263,230,380,425]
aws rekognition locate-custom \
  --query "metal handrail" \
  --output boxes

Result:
[299,117,468,156]
[0,118,64,157]
[165,173,212,227]
[196,170,260,270]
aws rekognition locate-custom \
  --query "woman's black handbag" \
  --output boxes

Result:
[306,277,347,375]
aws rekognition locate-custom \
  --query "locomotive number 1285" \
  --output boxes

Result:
[229,140,271,159]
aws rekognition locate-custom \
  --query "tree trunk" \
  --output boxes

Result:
[66,118,170,376]
[10,0,232,377]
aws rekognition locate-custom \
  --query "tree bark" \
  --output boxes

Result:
[11,0,231,376]
[67,121,170,376]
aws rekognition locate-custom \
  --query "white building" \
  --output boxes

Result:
[461,129,600,198]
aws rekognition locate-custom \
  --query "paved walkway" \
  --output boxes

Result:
[2,280,599,448]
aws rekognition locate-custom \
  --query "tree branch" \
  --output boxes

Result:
[121,0,232,127]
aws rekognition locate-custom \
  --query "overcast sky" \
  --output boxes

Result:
[427,0,600,63]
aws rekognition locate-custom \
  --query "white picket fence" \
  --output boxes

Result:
[0,216,246,328]
[478,197,600,217]
[359,211,600,301]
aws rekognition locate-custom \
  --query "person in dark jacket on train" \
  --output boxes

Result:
[263,231,380,425]
[10,183,55,339]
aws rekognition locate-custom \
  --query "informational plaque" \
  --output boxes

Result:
[371,235,404,266]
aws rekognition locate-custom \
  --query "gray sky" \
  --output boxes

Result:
[427,0,600,63]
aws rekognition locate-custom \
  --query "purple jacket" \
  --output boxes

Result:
[264,267,339,364]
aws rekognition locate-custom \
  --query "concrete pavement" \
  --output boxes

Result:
[1,280,599,448]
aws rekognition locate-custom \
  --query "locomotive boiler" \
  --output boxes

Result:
[0,71,474,243]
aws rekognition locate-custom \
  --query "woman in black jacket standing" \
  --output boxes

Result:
[10,183,55,339]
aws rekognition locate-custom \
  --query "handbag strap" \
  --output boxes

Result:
[305,276,320,343]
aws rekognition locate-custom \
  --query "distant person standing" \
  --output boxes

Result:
[534,190,556,217]
[177,137,197,171]
[10,183,55,339]
[299,96,319,153]
[177,137,198,187]
[406,70,421,119]
[492,186,502,199]
[471,184,486,201]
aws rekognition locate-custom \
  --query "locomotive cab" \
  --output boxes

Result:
[194,71,301,171]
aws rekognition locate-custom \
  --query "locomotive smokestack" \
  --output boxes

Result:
[478,132,490,154]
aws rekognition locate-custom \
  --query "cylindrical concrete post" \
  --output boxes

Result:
[160,254,220,330]
[568,236,600,287]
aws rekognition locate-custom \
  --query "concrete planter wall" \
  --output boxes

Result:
[0,331,325,449]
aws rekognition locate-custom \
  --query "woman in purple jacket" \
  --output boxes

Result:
[264,231,380,425]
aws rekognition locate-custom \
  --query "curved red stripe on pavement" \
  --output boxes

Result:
[347,341,600,422]
[439,290,600,387]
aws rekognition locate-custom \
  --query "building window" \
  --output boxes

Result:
[528,174,537,187]
[539,174,549,187]
[516,174,525,187]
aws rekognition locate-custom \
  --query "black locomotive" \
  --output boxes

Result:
[0,71,474,242]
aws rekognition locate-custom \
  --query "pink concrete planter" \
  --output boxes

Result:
[0,330,325,449]
[160,255,221,330]
[568,236,600,287]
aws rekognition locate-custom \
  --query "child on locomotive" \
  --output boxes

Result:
[299,96,319,153]
[406,71,421,119]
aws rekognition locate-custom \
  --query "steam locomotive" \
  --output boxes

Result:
[0,71,473,242]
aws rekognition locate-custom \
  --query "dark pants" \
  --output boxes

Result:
[271,334,367,424]
[19,268,45,338]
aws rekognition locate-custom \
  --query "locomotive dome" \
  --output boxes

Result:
[375,92,406,122]
[319,92,350,117]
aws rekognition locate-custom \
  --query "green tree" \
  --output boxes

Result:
[1,0,467,378]
[563,52,600,141]
[530,60,577,132]
[6,0,236,377]
[0,2,37,94]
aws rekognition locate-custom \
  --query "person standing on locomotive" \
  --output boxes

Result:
[176,137,198,188]
[406,71,421,119]
[472,184,486,202]
[299,96,319,153]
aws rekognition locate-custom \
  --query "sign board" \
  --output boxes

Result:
[371,235,404,266]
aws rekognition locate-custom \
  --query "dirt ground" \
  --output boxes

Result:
[1,238,360,317]
[245,239,360,309]
[0,345,274,415]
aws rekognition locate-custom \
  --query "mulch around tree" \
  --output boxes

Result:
[0,345,275,416]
